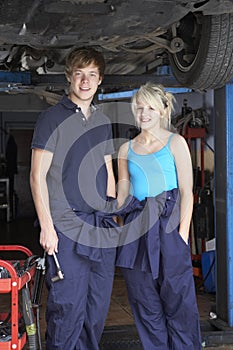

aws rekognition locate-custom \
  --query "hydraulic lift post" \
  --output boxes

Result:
[214,83,233,326]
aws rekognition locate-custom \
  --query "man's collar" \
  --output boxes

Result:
[60,95,77,111]
[60,95,98,112]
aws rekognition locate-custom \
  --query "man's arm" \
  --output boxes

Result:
[30,148,58,255]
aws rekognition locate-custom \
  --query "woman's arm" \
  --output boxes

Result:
[171,134,194,243]
[104,154,116,198]
[117,142,130,208]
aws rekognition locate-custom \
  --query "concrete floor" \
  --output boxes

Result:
[1,217,233,349]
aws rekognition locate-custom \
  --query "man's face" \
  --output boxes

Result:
[68,63,102,104]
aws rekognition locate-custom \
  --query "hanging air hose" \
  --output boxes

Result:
[22,284,37,350]
[21,253,47,350]
[32,252,46,350]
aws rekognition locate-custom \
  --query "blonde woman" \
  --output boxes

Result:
[116,82,202,349]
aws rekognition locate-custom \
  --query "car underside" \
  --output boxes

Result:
[0,0,233,94]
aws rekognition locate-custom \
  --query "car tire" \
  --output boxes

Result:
[169,13,233,90]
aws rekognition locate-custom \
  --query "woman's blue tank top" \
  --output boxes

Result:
[127,134,178,200]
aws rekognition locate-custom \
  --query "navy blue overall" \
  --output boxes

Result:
[116,189,202,350]
[45,232,116,350]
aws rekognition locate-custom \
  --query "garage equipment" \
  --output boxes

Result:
[22,284,37,350]
[0,245,37,350]
[51,252,64,282]
[31,252,46,350]
[172,101,214,278]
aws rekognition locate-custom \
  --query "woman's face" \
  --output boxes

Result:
[135,100,161,130]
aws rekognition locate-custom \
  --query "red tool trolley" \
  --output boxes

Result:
[0,245,36,350]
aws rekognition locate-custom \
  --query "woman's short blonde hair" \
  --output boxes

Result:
[131,82,176,130]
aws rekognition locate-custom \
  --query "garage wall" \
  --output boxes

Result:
[0,90,214,219]
[174,90,214,173]
[101,89,215,171]
[0,94,50,218]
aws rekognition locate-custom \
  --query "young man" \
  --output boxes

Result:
[30,47,116,350]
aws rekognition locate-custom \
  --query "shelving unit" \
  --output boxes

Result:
[182,126,206,278]
[0,178,10,222]
[0,245,36,350]
[183,126,206,191]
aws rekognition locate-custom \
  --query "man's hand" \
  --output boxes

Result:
[40,225,58,255]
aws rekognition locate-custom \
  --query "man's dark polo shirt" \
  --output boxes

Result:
[31,95,115,223]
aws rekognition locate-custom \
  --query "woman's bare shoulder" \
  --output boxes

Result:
[170,132,187,145]
[118,140,130,157]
